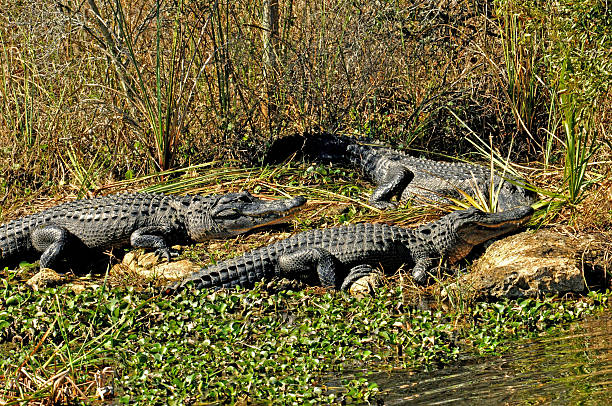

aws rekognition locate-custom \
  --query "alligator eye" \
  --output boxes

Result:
[215,208,240,218]
[238,193,253,203]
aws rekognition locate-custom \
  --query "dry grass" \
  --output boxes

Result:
[1,1,555,205]
[0,0,610,240]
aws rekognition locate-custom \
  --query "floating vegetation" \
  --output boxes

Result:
[1,272,609,404]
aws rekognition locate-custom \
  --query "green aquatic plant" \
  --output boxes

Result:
[1,275,608,404]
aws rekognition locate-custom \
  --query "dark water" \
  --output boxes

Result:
[358,313,611,405]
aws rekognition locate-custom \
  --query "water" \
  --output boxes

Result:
[360,313,611,405]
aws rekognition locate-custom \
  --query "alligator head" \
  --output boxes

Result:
[186,191,306,241]
[435,205,534,263]
[496,177,539,211]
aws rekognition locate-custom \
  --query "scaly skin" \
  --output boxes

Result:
[0,192,306,270]
[170,205,534,292]
[269,133,537,211]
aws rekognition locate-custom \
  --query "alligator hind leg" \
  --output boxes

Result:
[340,264,379,291]
[278,249,381,290]
[370,163,413,209]
[130,226,178,261]
[31,225,72,270]
[278,247,342,288]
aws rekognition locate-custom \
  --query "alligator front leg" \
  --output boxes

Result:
[31,225,72,269]
[411,256,434,285]
[130,226,178,261]
[370,163,413,209]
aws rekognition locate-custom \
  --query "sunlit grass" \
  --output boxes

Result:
[135,162,436,227]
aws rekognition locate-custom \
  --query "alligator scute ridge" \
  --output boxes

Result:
[0,191,306,270]
[171,205,534,292]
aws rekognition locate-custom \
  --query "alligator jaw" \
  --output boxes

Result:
[190,193,307,240]
[229,195,307,234]
[447,205,534,263]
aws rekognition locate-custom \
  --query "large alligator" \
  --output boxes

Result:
[0,191,305,270]
[170,205,534,292]
[267,133,537,211]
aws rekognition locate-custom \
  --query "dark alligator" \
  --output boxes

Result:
[0,191,305,270]
[267,133,537,211]
[170,205,534,292]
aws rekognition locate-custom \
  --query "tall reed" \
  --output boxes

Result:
[494,0,546,141]
[84,0,214,171]
[558,58,599,206]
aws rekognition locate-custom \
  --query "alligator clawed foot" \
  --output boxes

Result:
[411,268,429,285]
[155,248,179,262]
[369,200,396,210]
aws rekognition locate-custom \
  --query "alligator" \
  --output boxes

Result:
[170,205,534,292]
[267,133,537,211]
[0,191,306,270]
